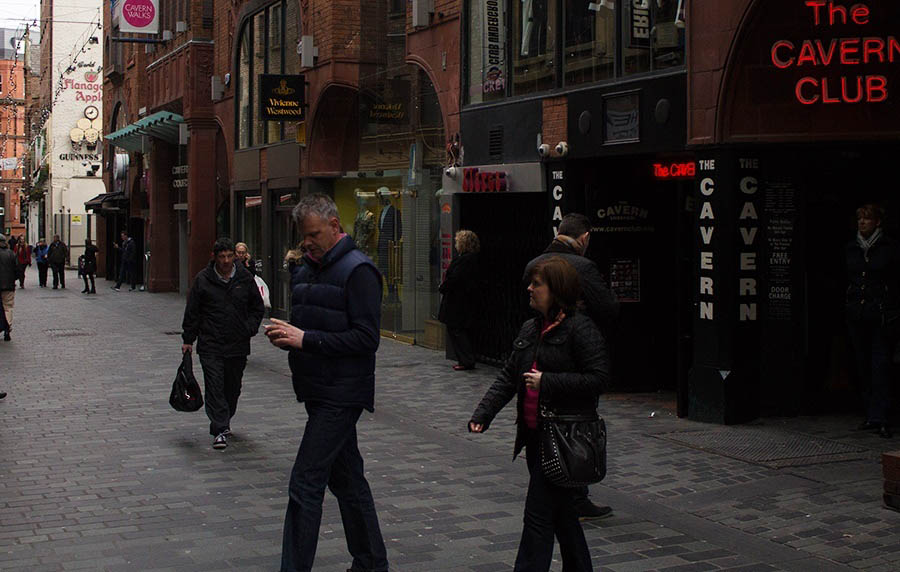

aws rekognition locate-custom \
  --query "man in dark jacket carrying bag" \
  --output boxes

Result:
[524,213,620,522]
[181,237,265,450]
[265,194,388,572]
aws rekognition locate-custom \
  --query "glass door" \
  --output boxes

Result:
[272,190,299,319]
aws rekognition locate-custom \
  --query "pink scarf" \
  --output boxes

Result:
[523,310,565,429]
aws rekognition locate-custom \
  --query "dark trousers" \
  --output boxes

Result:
[447,326,476,368]
[514,431,593,572]
[281,401,388,572]
[16,263,27,287]
[50,262,65,288]
[82,273,95,292]
[116,261,136,289]
[37,262,48,287]
[848,320,893,424]
[198,354,247,436]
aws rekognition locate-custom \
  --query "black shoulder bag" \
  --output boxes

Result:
[169,351,204,412]
[539,406,607,487]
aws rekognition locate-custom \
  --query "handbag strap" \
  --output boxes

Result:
[539,405,599,423]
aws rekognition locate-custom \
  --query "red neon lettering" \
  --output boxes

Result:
[828,1,848,25]
[796,77,819,104]
[867,75,888,103]
[816,39,837,66]
[797,41,818,65]
[850,4,870,25]
[652,162,696,179]
[821,77,841,103]
[805,1,827,25]
[771,40,795,68]
[840,38,861,64]
[863,37,885,63]
[889,36,900,63]
[841,76,864,103]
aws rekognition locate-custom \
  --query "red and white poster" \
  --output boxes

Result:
[117,0,159,34]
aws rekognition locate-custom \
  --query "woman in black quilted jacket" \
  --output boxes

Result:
[469,256,608,572]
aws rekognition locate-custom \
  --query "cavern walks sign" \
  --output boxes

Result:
[259,75,305,121]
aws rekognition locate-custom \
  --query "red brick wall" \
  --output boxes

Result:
[542,97,567,157]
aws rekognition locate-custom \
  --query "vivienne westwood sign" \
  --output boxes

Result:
[259,74,305,121]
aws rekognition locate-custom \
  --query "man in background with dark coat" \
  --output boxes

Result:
[265,193,388,572]
[47,234,68,289]
[524,212,620,521]
[113,230,138,291]
[0,234,17,341]
[181,237,265,450]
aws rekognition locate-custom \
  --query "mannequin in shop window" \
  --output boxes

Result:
[352,191,377,259]
[376,188,402,300]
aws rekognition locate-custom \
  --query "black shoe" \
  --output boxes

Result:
[112,286,121,292]
[575,500,613,521]
[81,289,88,293]
[52,286,58,289]
[0,392,6,399]
[878,424,893,439]
[857,421,879,431]
[213,433,228,450]
[3,331,10,341]
[90,289,96,294]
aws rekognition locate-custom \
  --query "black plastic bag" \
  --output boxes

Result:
[169,351,203,412]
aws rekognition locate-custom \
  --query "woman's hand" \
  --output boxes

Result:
[265,317,305,350]
[468,421,485,433]
[523,369,542,391]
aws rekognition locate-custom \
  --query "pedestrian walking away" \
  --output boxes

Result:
[469,257,609,572]
[0,234,18,341]
[845,203,898,439]
[113,231,138,291]
[81,239,99,294]
[524,212,619,520]
[181,237,264,450]
[47,235,68,289]
[266,193,388,572]
[33,238,49,287]
[439,229,481,371]
[12,236,31,289]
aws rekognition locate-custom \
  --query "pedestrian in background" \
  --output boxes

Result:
[181,237,264,450]
[33,239,49,288]
[81,239,98,294]
[13,236,31,289]
[524,212,619,520]
[439,229,481,371]
[0,234,18,341]
[235,241,256,276]
[845,203,899,439]
[469,257,608,572]
[47,235,67,289]
[265,193,388,572]
[113,231,137,291]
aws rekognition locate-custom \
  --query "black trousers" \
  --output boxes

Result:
[281,401,388,572]
[198,354,247,436]
[447,326,476,368]
[116,261,137,289]
[514,431,593,572]
[847,320,893,424]
[50,262,65,288]
[37,262,48,287]
[82,273,96,292]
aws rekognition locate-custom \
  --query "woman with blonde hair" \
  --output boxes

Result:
[439,230,481,370]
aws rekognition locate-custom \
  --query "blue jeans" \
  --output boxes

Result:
[281,401,388,572]
[847,320,893,424]
[514,431,593,572]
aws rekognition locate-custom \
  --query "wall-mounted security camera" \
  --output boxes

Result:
[444,166,459,179]
[555,141,569,157]
[537,144,551,158]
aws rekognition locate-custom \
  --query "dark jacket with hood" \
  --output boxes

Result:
[845,233,900,328]
[523,237,620,334]
[438,251,479,328]
[470,312,608,459]
[182,261,265,357]
[289,235,382,411]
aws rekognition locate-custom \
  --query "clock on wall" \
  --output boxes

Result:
[84,105,99,120]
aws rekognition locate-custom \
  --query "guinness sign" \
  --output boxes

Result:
[259,74,305,121]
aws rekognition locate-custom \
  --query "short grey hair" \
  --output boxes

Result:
[292,193,340,226]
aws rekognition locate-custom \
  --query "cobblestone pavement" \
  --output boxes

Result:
[2,271,900,571]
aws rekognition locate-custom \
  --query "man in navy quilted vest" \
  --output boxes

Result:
[266,193,388,572]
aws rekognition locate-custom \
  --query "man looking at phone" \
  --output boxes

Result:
[266,194,388,572]
[181,237,264,450]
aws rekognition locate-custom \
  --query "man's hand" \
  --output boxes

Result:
[265,317,305,350]
[181,344,192,354]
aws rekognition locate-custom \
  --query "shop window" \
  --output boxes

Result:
[564,0,615,85]
[621,0,684,76]
[512,0,556,95]
[235,1,300,149]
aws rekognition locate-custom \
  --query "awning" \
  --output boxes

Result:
[105,111,184,152]
[85,191,128,212]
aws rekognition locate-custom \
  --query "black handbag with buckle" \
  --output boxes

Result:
[539,406,607,488]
